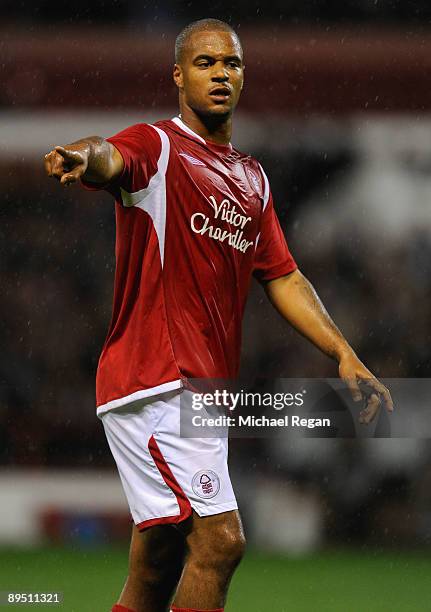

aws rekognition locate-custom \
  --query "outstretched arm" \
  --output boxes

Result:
[265,269,393,423]
[44,136,124,186]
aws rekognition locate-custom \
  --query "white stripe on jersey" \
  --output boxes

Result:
[120,125,170,266]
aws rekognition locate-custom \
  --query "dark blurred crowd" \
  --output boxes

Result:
[2,0,431,27]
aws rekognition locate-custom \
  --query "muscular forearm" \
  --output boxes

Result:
[65,136,120,183]
[265,269,354,363]
[44,136,123,186]
[265,269,393,418]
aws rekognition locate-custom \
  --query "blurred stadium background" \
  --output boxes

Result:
[2,1,431,610]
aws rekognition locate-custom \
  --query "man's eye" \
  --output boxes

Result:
[228,62,240,69]
[198,62,210,68]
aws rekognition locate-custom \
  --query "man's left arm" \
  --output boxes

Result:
[265,269,394,424]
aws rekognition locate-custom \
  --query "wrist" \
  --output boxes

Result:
[333,344,356,364]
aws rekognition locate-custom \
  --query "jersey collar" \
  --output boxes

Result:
[171,116,233,151]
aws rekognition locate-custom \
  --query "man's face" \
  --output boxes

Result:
[173,30,244,117]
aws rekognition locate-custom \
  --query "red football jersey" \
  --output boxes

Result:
[83,117,297,414]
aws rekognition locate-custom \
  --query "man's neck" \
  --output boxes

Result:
[178,107,232,146]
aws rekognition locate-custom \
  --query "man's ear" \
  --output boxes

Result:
[173,64,183,89]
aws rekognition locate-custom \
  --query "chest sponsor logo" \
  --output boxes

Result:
[179,152,206,166]
[191,195,254,253]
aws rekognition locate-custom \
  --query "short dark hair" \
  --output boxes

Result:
[175,18,242,64]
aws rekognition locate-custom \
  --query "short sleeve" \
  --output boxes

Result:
[253,167,297,283]
[81,123,162,202]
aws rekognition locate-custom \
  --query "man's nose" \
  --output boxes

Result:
[211,63,229,81]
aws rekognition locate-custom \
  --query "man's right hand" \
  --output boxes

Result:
[44,145,89,186]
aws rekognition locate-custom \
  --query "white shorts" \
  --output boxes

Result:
[101,390,238,530]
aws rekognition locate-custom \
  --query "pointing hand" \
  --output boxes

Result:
[44,145,89,186]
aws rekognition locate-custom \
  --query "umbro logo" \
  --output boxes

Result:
[179,152,206,166]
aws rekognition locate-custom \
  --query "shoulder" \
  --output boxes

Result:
[152,119,178,136]
[110,122,164,143]
[107,123,164,161]
[106,123,170,193]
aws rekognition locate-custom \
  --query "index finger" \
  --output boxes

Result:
[360,377,394,413]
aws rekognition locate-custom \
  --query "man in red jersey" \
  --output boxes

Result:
[44,18,393,612]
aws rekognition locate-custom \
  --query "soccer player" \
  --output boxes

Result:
[44,18,393,612]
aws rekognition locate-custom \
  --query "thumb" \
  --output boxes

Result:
[55,145,83,164]
[60,167,84,186]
